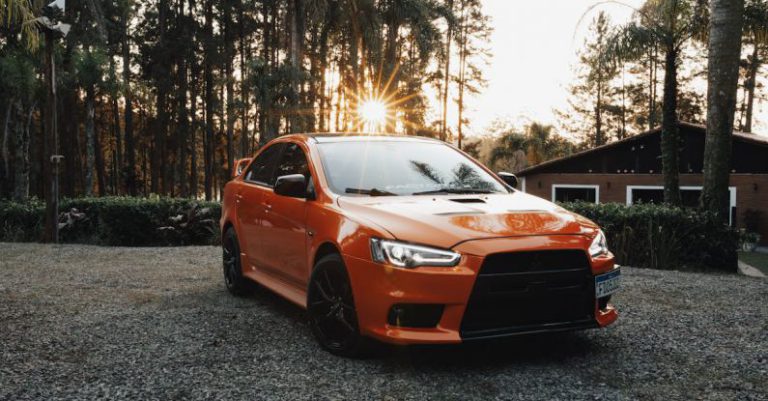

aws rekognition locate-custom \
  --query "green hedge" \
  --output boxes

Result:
[0,197,740,271]
[0,197,221,246]
[561,202,739,272]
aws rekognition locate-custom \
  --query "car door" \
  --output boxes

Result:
[259,142,311,287]
[236,142,285,270]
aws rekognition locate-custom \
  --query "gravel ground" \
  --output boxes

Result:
[0,243,766,401]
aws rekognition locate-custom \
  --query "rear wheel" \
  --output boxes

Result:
[307,254,374,357]
[222,227,249,296]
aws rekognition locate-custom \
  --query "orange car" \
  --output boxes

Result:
[220,134,620,356]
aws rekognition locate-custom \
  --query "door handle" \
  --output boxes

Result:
[235,194,243,202]
[262,202,272,211]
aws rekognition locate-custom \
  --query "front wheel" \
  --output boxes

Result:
[222,227,250,296]
[307,254,375,357]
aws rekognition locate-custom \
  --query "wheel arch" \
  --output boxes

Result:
[313,241,342,268]
[221,220,235,245]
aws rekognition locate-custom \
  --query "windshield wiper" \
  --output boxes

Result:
[412,187,498,195]
[345,187,398,196]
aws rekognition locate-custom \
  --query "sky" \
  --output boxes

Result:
[462,0,768,138]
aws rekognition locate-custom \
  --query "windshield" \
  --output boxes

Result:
[316,140,509,196]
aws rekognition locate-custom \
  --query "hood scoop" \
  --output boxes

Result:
[449,198,486,204]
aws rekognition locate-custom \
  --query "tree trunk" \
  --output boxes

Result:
[42,30,57,243]
[620,65,627,140]
[743,44,759,133]
[189,0,198,197]
[702,0,744,222]
[224,0,235,175]
[13,102,33,201]
[122,11,137,196]
[441,0,454,141]
[595,81,603,146]
[177,61,189,198]
[2,101,10,181]
[190,68,199,199]
[152,0,170,195]
[288,0,305,133]
[61,39,78,197]
[456,3,469,149]
[177,0,190,197]
[111,94,122,194]
[306,28,318,133]
[94,100,106,196]
[384,0,400,133]
[204,0,214,200]
[648,45,658,130]
[85,85,96,196]
[349,6,363,129]
[316,10,332,132]
[258,0,270,144]
[661,45,681,205]
[239,3,250,157]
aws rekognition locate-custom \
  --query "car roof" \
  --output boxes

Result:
[281,133,444,144]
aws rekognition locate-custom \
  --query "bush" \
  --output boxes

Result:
[0,197,221,246]
[561,202,739,272]
[0,197,740,271]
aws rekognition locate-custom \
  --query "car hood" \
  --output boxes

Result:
[337,191,598,249]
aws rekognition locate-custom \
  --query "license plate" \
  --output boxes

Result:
[595,268,621,298]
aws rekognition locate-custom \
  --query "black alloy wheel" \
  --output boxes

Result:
[307,254,374,357]
[222,228,249,296]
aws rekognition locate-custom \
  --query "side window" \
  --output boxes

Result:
[273,143,310,179]
[245,143,285,186]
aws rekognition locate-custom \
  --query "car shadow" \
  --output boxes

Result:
[209,282,610,368]
[381,331,602,369]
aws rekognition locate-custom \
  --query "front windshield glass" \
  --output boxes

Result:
[317,140,509,196]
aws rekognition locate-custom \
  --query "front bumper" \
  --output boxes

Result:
[343,235,618,345]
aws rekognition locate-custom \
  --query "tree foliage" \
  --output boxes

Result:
[0,0,494,201]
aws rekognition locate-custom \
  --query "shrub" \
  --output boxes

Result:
[0,199,45,242]
[0,197,221,246]
[561,202,739,272]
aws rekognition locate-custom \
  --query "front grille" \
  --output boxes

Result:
[460,250,595,339]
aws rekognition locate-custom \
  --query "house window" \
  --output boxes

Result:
[626,186,737,225]
[552,184,599,203]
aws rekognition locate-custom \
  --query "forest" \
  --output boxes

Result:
[0,0,762,210]
[0,0,490,201]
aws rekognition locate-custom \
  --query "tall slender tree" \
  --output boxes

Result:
[605,0,708,205]
[562,11,620,147]
[702,0,744,221]
[453,0,489,149]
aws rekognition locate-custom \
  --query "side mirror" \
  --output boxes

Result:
[497,172,518,189]
[274,174,308,198]
[233,157,252,178]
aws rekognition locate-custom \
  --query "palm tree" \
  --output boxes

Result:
[489,130,528,173]
[526,122,556,165]
[0,0,39,49]
[604,0,708,205]
[702,0,744,221]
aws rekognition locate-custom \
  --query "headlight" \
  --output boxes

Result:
[370,238,460,268]
[589,229,609,257]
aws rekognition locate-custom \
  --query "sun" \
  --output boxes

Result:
[358,99,388,131]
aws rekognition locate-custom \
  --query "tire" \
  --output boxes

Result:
[222,227,250,296]
[307,254,375,358]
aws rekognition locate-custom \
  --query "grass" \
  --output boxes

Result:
[738,251,768,276]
